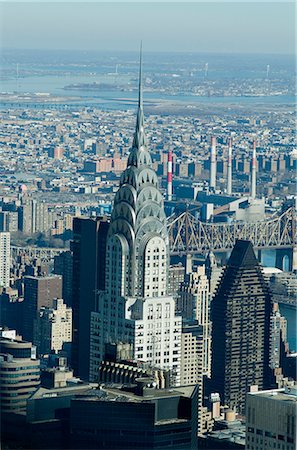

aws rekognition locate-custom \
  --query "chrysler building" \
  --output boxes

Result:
[90,49,181,383]
[106,49,169,301]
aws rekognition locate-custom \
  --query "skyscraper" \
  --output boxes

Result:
[270,303,287,370]
[90,49,181,383]
[71,216,109,379]
[211,239,272,414]
[205,251,222,301]
[18,199,49,234]
[0,211,18,232]
[178,265,211,434]
[18,202,32,234]
[178,265,211,365]
[180,321,210,435]
[22,275,63,343]
[0,232,10,288]
[177,265,209,324]
[54,251,73,306]
[105,54,168,302]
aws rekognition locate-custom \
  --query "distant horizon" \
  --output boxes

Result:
[2,47,295,57]
[0,2,294,55]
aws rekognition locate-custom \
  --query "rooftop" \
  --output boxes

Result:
[73,383,197,404]
[263,267,283,274]
[29,382,97,400]
[248,385,297,403]
[228,239,258,268]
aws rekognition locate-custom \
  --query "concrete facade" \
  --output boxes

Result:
[36,298,72,355]
[246,386,296,450]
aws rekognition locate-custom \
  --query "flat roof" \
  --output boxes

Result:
[73,384,197,404]
[30,383,95,400]
[263,267,283,274]
[248,386,297,403]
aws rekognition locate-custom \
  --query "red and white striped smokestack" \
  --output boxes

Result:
[167,150,173,201]
[210,136,216,190]
[227,137,232,195]
[251,140,257,199]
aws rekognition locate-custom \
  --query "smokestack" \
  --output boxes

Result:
[266,64,270,80]
[167,150,173,201]
[227,138,232,195]
[210,136,216,190]
[251,140,257,199]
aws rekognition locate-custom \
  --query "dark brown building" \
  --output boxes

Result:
[22,275,62,343]
[211,240,272,414]
[71,216,109,380]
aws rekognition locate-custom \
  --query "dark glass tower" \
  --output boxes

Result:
[71,217,109,380]
[211,240,272,414]
[54,251,73,307]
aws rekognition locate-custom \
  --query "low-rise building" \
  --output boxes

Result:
[246,385,297,450]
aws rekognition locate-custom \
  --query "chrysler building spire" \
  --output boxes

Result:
[106,44,169,300]
[132,42,145,149]
[128,43,151,168]
[138,41,143,108]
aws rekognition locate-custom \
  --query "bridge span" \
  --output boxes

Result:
[167,206,296,262]
[10,207,296,269]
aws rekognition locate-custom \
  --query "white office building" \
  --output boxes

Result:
[90,55,181,384]
[127,296,181,386]
[177,265,211,378]
[36,298,72,354]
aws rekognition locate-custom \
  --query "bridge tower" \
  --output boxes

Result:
[275,248,295,272]
[292,246,297,272]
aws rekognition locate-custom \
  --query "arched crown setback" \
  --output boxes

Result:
[106,44,169,298]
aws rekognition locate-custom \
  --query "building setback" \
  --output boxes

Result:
[211,239,272,414]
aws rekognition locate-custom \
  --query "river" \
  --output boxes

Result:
[0,72,295,110]
[261,250,296,352]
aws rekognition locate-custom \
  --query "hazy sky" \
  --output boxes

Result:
[0,2,295,54]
